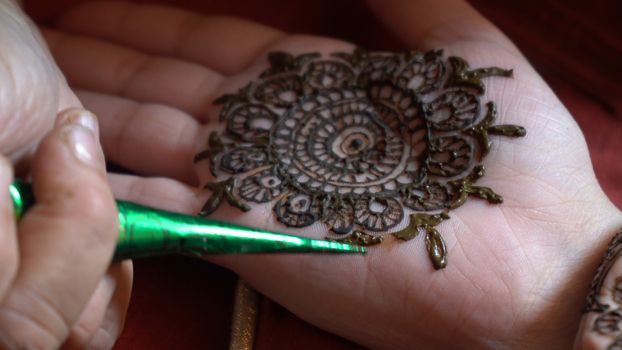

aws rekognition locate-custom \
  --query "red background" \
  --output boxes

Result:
[25,1,622,349]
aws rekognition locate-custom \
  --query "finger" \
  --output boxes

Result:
[86,261,132,350]
[107,173,206,215]
[109,173,267,234]
[0,157,18,300]
[76,90,205,185]
[0,109,118,348]
[42,28,224,120]
[63,261,132,350]
[365,0,537,101]
[107,173,295,241]
[367,0,554,173]
[367,0,520,55]
[55,2,285,75]
[107,173,323,239]
[62,265,118,349]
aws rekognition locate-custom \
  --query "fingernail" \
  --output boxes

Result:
[57,108,99,135]
[61,125,102,168]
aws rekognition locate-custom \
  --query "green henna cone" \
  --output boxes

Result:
[9,180,366,259]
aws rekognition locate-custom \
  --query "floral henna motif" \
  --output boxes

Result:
[195,48,526,269]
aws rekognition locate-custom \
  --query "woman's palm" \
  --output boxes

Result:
[43,1,621,348]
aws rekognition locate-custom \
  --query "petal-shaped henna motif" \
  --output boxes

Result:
[426,135,474,177]
[274,192,321,228]
[323,201,355,235]
[396,50,446,93]
[425,89,480,131]
[220,146,269,174]
[254,76,304,107]
[354,197,404,232]
[403,183,451,211]
[304,60,354,89]
[225,104,277,142]
[238,168,284,203]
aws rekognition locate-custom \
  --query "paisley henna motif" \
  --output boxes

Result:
[195,49,525,269]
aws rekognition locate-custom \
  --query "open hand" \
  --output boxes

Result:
[43,1,621,348]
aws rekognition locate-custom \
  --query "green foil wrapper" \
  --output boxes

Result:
[9,180,366,260]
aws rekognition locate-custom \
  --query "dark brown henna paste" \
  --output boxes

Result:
[329,231,384,246]
[195,49,525,269]
[394,212,450,269]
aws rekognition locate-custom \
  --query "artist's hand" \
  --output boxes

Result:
[0,0,81,167]
[0,2,131,349]
[43,1,621,348]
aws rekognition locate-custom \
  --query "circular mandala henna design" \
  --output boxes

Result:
[196,48,526,269]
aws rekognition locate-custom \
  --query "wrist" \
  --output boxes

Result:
[511,198,622,350]
[573,203,622,349]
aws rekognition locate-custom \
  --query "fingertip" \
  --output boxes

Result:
[56,108,100,136]
[61,126,104,171]
[47,108,105,174]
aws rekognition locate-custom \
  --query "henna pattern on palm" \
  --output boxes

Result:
[194,49,526,269]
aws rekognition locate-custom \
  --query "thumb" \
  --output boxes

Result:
[0,108,118,348]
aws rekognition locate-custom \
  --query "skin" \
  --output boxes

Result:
[0,1,131,349]
[2,0,618,348]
